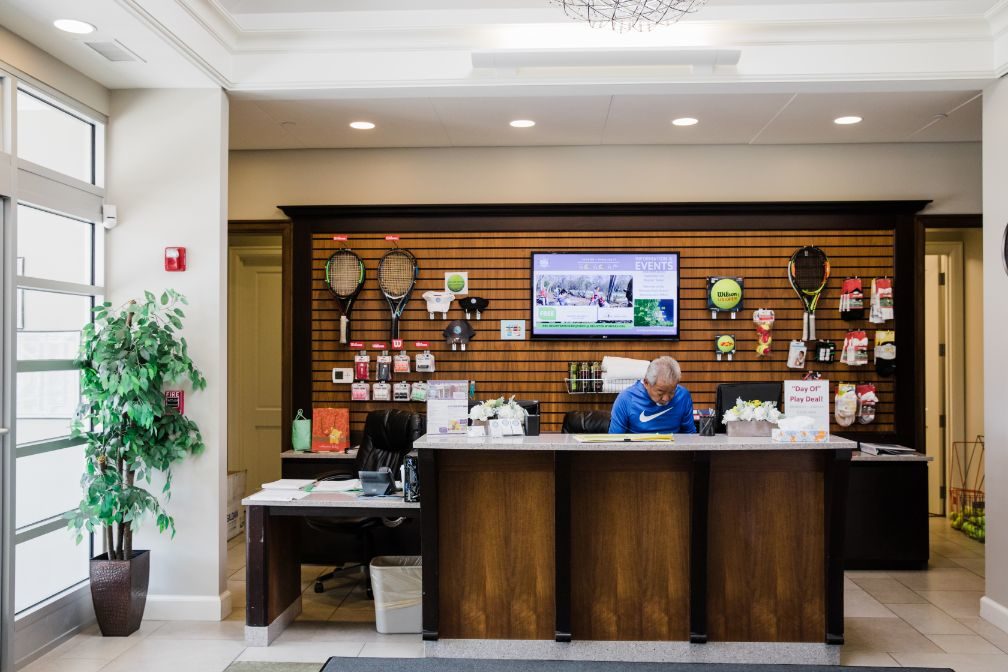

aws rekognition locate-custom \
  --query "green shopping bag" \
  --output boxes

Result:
[291,409,311,452]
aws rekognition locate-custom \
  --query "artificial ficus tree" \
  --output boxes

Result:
[67,290,206,560]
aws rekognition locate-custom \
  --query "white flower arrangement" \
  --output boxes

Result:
[469,395,528,422]
[722,398,784,424]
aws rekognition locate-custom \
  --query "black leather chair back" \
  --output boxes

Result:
[561,410,612,434]
[356,409,426,473]
[714,382,783,433]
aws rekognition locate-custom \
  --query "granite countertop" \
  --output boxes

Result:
[412,433,856,452]
[281,448,357,459]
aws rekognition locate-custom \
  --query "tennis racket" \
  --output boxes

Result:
[377,248,419,341]
[325,249,365,344]
[787,246,830,340]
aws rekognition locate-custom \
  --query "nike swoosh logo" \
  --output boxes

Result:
[639,407,676,423]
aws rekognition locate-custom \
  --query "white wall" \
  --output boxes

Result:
[981,77,1008,631]
[106,88,230,620]
[228,142,981,220]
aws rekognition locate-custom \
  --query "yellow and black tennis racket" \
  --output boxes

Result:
[787,246,830,340]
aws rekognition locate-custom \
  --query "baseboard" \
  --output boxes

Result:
[145,590,232,621]
[980,596,1008,634]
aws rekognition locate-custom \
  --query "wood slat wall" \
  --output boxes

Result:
[310,229,896,437]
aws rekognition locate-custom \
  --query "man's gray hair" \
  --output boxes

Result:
[645,356,682,385]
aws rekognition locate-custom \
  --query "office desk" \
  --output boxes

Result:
[242,490,420,645]
[280,449,357,479]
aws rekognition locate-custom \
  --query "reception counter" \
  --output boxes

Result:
[414,433,855,662]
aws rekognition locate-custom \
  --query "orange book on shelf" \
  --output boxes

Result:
[311,407,350,452]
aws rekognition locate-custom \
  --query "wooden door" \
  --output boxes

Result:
[228,243,282,495]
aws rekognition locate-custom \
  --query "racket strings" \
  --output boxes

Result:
[792,257,828,293]
[326,253,364,297]
[379,253,416,298]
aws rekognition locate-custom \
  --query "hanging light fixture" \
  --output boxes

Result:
[551,0,708,32]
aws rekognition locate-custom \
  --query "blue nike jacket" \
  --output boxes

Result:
[608,381,696,434]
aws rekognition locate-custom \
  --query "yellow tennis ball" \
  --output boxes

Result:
[710,278,742,310]
[717,335,736,353]
[446,274,466,292]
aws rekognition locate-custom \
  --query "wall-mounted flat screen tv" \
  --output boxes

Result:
[531,251,680,340]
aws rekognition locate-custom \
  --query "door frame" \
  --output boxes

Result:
[227,221,293,463]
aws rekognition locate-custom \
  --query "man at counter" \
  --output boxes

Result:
[608,356,696,434]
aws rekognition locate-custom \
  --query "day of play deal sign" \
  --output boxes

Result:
[783,379,830,432]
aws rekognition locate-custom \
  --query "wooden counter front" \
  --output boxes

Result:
[417,435,852,646]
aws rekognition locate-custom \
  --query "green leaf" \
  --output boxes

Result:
[160,292,169,306]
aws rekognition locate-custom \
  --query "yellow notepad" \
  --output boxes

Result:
[572,433,675,443]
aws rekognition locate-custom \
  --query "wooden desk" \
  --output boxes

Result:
[242,490,420,645]
[415,433,854,659]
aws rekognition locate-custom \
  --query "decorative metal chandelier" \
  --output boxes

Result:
[551,0,708,32]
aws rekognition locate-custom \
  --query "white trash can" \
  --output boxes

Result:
[370,556,422,634]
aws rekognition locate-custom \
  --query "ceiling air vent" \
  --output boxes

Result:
[85,40,143,63]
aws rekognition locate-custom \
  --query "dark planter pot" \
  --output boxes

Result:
[90,549,150,636]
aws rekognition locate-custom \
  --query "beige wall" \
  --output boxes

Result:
[228,142,981,220]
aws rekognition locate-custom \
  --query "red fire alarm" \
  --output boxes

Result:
[165,390,184,414]
[165,247,186,271]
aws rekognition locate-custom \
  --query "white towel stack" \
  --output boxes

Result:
[600,356,649,393]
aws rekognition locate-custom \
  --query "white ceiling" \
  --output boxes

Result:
[0,0,1003,148]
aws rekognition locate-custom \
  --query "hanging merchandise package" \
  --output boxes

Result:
[835,383,858,427]
[874,330,896,376]
[753,308,775,356]
[856,383,878,424]
[839,277,864,320]
[841,330,868,366]
[786,340,807,369]
[870,277,894,324]
[291,408,312,452]
[376,351,392,381]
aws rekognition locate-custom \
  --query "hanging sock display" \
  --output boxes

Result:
[840,330,869,366]
[856,383,878,424]
[839,277,865,320]
[835,383,858,427]
[869,277,894,324]
[874,330,896,376]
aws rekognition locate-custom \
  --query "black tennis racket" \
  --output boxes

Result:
[325,249,365,344]
[787,246,830,340]
[377,249,419,341]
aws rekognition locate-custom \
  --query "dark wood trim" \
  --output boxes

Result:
[892,214,925,450]
[419,448,440,641]
[281,201,930,233]
[245,505,267,628]
[689,452,710,644]
[291,222,314,424]
[825,448,852,645]
[554,452,572,643]
[228,220,294,450]
[917,213,982,229]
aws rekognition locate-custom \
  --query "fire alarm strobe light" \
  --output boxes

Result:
[165,247,186,271]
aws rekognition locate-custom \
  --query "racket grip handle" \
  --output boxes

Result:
[340,315,349,344]
[809,314,816,340]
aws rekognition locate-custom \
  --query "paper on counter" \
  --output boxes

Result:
[260,478,314,490]
[246,489,311,502]
[312,479,361,493]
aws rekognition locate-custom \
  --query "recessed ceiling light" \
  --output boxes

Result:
[834,116,863,125]
[349,121,375,130]
[671,117,699,127]
[510,119,535,128]
[53,19,96,34]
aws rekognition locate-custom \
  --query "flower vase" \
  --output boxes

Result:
[725,420,775,437]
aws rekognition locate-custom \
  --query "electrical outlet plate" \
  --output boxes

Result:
[332,367,353,384]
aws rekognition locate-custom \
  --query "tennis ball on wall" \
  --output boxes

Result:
[710,278,743,310]
[446,274,466,292]
[716,335,736,353]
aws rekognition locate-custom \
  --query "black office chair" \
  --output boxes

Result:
[308,409,425,595]
[561,410,612,434]
[714,382,783,433]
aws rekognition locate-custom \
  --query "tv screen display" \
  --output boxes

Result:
[531,251,680,340]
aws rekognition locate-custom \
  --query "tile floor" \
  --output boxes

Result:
[21,518,1004,671]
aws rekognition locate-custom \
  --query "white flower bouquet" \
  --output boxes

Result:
[469,395,528,423]
[722,398,784,423]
